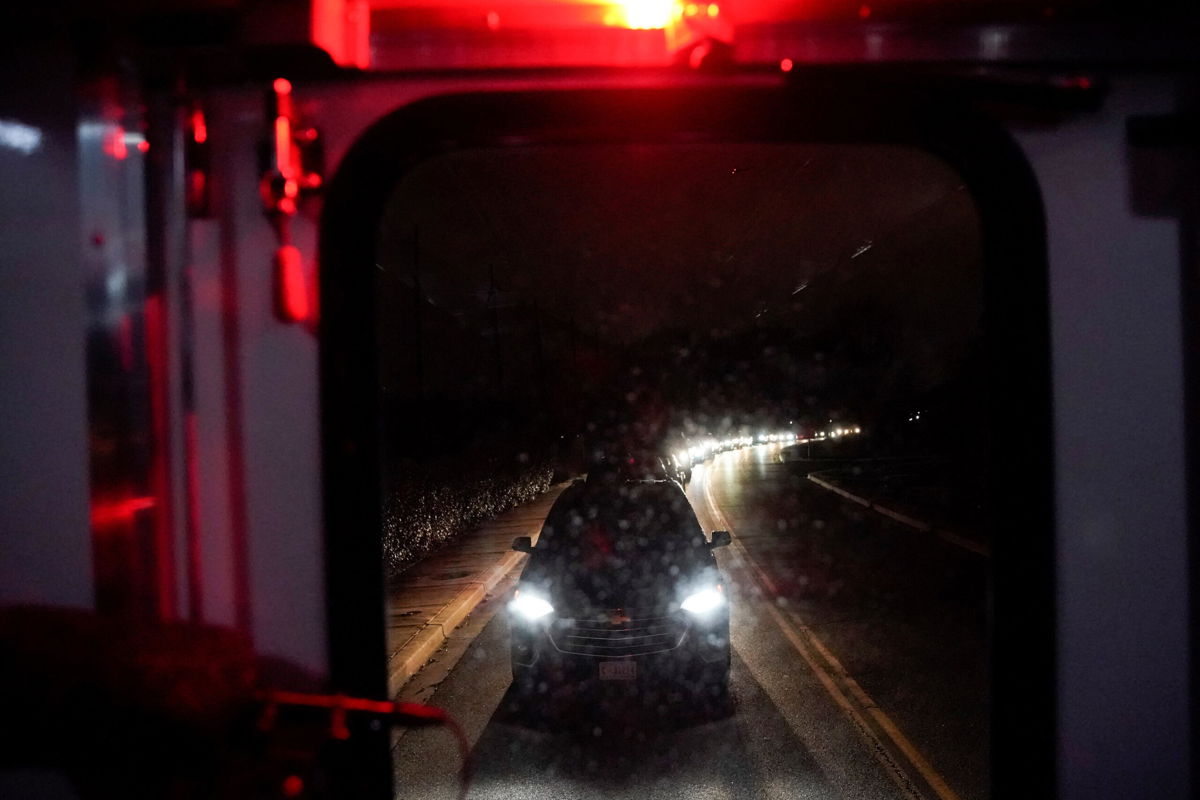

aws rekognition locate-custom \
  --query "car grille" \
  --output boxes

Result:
[550,612,687,657]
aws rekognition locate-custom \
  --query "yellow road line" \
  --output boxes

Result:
[699,464,963,800]
[797,618,965,800]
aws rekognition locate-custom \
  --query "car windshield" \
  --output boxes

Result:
[537,484,704,556]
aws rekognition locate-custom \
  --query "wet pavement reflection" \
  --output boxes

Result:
[456,653,833,800]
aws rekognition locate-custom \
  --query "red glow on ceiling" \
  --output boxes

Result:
[91,496,156,528]
[275,245,310,323]
[858,4,871,18]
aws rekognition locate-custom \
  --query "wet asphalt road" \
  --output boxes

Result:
[392,444,988,800]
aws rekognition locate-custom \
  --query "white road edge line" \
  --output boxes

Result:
[806,474,991,559]
[701,468,964,800]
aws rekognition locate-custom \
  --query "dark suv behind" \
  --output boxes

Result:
[509,478,732,705]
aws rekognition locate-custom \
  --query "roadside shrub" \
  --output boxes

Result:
[381,446,554,577]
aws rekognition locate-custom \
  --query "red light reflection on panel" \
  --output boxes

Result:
[91,496,156,528]
[104,126,128,160]
[191,108,207,144]
[275,245,310,323]
[274,110,299,216]
[275,116,293,179]
[272,77,302,216]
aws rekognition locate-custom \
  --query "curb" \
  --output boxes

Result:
[806,474,990,558]
[389,549,527,689]
[386,481,576,690]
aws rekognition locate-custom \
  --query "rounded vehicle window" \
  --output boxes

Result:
[375,141,990,800]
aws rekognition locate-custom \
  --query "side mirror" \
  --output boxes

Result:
[708,530,732,549]
[512,536,534,553]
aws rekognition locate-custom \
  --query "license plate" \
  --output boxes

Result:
[599,660,637,681]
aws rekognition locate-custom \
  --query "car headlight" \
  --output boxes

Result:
[681,586,725,615]
[509,590,554,621]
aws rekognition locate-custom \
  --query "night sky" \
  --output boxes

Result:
[375,142,982,446]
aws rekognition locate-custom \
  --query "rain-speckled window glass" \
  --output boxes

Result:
[376,144,988,800]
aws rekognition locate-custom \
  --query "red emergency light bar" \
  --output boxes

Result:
[353,0,1199,69]
[369,0,733,67]
[367,0,1177,31]
[373,0,735,34]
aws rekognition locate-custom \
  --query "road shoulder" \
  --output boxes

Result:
[387,483,569,696]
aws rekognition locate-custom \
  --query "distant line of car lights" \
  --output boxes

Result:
[816,426,862,440]
[672,426,862,466]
